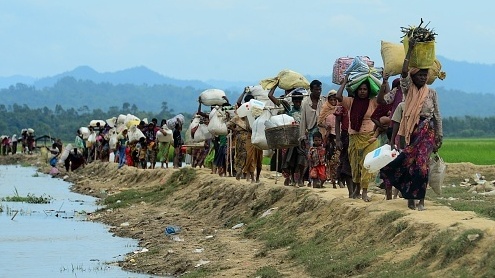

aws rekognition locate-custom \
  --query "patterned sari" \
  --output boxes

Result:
[380,119,436,199]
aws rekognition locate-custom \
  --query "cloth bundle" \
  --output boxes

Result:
[344,56,383,98]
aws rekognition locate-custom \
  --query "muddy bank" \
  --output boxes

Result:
[2,154,495,277]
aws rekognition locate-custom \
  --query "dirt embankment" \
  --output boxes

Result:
[2,154,495,277]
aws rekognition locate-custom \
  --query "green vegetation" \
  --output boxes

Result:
[439,138,495,165]
[252,266,283,278]
[2,187,52,204]
[428,186,495,221]
[102,168,196,209]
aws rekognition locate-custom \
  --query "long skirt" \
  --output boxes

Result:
[325,138,341,182]
[243,137,262,174]
[348,132,379,189]
[214,145,227,168]
[157,142,171,163]
[337,131,351,178]
[234,131,249,173]
[380,119,436,200]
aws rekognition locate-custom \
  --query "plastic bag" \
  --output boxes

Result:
[428,153,446,195]
[403,36,435,69]
[251,110,272,150]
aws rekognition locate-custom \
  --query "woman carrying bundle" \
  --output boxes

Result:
[380,38,443,211]
[336,76,379,202]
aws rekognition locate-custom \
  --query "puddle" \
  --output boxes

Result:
[0,165,159,277]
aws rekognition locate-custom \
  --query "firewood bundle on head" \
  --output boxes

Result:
[401,18,437,69]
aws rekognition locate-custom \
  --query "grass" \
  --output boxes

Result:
[439,138,495,165]
[1,187,52,204]
[442,229,483,266]
[428,186,495,221]
[102,168,196,209]
[252,266,283,278]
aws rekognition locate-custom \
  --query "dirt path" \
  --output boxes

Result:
[2,154,495,277]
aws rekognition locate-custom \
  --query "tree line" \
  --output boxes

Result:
[0,102,190,143]
[0,103,493,143]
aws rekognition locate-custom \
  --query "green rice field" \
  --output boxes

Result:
[439,138,495,165]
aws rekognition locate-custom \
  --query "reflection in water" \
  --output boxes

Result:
[0,165,155,278]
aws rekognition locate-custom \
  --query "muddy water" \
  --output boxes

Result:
[0,165,155,278]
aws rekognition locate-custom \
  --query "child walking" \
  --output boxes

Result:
[308,132,326,188]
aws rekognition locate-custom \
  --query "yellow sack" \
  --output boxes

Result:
[381,41,405,76]
[403,36,435,69]
[126,119,140,128]
[427,59,447,85]
[260,69,310,91]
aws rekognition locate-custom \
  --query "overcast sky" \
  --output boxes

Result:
[1,0,493,82]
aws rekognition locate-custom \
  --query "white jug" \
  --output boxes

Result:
[363,144,398,173]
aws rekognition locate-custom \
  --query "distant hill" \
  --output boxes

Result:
[0,58,494,117]
[31,66,215,90]
[0,56,492,95]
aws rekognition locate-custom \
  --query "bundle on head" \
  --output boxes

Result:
[400,18,437,42]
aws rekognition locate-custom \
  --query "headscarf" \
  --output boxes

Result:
[318,90,338,127]
[349,97,370,131]
[398,68,429,145]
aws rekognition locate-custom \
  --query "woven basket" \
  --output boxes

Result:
[265,124,300,149]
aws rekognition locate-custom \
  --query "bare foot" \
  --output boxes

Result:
[417,199,426,211]
[407,199,416,210]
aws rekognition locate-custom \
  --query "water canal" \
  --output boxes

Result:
[0,164,155,277]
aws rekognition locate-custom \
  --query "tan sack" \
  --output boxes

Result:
[427,59,446,85]
[381,41,405,76]
[260,69,310,91]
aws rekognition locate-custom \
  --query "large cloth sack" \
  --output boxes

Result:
[58,144,73,165]
[79,127,90,139]
[260,69,310,91]
[332,56,374,85]
[267,114,295,127]
[117,114,127,124]
[427,59,447,85]
[108,131,118,150]
[207,108,228,136]
[245,85,269,98]
[199,89,227,106]
[193,124,213,142]
[381,41,405,76]
[403,36,435,69]
[157,127,173,143]
[167,114,185,130]
[428,153,446,195]
[124,114,140,127]
[128,125,146,143]
[185,116,202,144]
[90,120,106,127]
